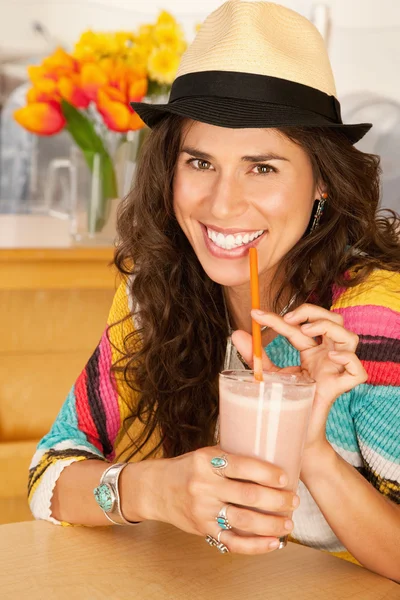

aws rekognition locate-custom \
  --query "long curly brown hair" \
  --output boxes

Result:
[113,114,400,461]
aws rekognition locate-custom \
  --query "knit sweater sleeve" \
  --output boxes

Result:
[331,269,400,504]
[28,279,136,525]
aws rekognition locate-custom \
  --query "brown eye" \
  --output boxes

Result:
[186,157,214,171]
[254,164,275,175]
[197,159,211,170]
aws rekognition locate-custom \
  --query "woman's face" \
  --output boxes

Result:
[173,121,320,288]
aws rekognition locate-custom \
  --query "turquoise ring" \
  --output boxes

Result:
[216,504,232,530]
[210,454,229,478]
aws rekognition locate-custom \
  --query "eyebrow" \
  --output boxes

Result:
[180,145,289,163]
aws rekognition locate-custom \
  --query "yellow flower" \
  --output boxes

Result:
[157,10,177,27]
[153,24,186,54]
[74,31,105,60]
[74,30,135,60]
[148,47,180,85]
[136,24,154,45]
[126,45,149,68]
[115,31,135,52]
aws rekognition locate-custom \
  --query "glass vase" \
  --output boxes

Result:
[44,129,144,245]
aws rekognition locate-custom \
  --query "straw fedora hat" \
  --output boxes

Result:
[131,0,371,144]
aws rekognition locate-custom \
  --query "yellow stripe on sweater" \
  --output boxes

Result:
[28,454,88,502]
[107,280,162,461]
[332,269,400,311]
[325,549,362,566]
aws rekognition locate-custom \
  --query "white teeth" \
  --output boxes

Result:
[216,232,226,248]
[206,227,265,250]
[225,234,235,249]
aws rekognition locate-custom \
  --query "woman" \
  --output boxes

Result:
[28,1,400,580]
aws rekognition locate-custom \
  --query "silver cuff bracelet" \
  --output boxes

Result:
[93,462,140,526]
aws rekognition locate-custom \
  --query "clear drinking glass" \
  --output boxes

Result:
[219,370,316,549]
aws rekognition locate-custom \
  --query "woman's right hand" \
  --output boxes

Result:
[134,446,299,555]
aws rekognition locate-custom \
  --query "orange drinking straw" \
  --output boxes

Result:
[249,248,263,382]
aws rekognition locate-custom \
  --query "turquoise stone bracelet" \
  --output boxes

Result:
[94,483,114,512]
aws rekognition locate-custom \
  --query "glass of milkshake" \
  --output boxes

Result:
[219,370,316,549]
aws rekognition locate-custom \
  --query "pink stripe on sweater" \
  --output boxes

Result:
[332,305,400,338]
[98,329,121,459]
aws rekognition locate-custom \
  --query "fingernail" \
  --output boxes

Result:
[301,323,313,329]
[284,312,294,320]
[284,520,293,531]
[269,540,280,550]
[252,309,265,316]
[292,495,300,508]
[279,475,288,486]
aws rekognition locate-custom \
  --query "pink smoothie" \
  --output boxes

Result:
[219,372,315,494]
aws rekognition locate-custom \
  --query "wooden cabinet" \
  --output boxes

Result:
[0,247,118,523]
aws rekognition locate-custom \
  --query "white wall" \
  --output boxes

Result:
[1,0,400,99]
[2,0,400,143]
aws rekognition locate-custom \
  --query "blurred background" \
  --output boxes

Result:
[1,0,399,524]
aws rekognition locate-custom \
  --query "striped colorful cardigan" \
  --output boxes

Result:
[28,269,400,564]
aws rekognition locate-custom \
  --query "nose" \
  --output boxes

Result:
[209,173,248,221]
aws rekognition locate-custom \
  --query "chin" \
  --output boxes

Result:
[199,258,253,288]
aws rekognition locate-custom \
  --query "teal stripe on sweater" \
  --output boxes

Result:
[326,392,360,452]
[350,383,400,463]
[265,335,300,368]
[37,385,103,456]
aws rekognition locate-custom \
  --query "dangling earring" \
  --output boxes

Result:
[310,192,328,234]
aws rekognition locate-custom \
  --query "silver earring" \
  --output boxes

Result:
[310,193,327,234]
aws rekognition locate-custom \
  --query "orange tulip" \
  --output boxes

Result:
[96,58,115,80]
[58,75,91,108]
[80,63,109,102]
[28,49,77,89]
[42,47,78,75]
[35,77,58,94]
[97,89,144,132]
[102,85,126,104]
[28,65,50,83]
[129,78,148,102]
[14,102,66,136]
[129,110,146,131]
[26,85,61,104]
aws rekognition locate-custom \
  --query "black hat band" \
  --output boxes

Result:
[169,71,343,124]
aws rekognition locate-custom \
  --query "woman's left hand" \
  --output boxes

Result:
[232,304,368,453]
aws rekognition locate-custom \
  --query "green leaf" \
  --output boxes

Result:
[145,80,171,99]
[61,99,107,154]
[61,99,118,233]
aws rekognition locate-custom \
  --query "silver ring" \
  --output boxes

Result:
[217,530,230,553]
[205,534,218,548]
[210,454,229,478]
[216,504,232,530]
[205,532,230,554]
[217,532,230,554]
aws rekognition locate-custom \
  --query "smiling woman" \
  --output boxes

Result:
[27,0,400,582]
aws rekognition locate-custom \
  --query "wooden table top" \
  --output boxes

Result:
[0,520,398,600]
